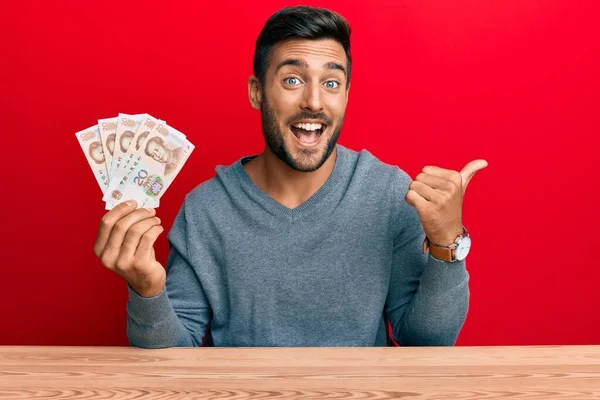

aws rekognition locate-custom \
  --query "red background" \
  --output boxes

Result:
[0,0,598,346]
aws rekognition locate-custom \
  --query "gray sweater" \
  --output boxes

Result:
[127,145,469,347]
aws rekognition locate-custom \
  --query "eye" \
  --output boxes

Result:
[324,80,340,89]
[283,77,301,86]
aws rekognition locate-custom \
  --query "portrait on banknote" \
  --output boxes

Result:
[88,141,105,164]
[144,136,186,176]
[135,131,150,151]
[106,133,116,156]
[119,130,135,153]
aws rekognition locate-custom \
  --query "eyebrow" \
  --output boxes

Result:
[275,58,347,77]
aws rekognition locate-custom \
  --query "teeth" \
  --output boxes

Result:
[293,122,323,131]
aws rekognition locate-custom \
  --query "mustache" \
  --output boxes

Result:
[286,112,333,126]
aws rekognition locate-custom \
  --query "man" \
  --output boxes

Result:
[94,6,487,348]
[143,136,185,176]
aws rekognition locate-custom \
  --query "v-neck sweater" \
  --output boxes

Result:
[127,144,470,347]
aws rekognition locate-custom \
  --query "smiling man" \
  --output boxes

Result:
[93,6,487,347]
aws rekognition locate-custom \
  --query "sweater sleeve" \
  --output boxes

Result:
[126,197,212,348]
[384,167,470,346]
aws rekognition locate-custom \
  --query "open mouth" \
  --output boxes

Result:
[290,122,325,145]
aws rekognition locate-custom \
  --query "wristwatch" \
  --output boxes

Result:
[422,227,471,262]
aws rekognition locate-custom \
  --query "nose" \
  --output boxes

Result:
[300,81,324,113]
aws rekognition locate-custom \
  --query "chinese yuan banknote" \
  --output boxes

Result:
[97,117,117,179]
[75,114,194,209]
[116,114,163,180]
[109,113,145,179]
[75,125,109,194]
[104,122,194,209]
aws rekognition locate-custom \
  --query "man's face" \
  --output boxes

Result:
[260,38,348,172]
[147,138,170,163]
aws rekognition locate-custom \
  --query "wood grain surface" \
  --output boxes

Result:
[0,345,599,399]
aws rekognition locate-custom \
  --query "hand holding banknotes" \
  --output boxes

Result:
[76,113,195,296]
[94,201,166,297]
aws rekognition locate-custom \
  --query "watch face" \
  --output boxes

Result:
[456,236,472,261]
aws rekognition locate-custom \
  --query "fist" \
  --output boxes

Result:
[93,200,166,297]
[405,160,488,245]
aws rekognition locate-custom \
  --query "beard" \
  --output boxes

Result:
[260,96,343,173]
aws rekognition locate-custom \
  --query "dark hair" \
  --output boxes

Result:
[253,6,352,88]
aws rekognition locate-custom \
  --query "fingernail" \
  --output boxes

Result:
[146,208,154,213]
[126,200,136,207]
[155,217,161,223]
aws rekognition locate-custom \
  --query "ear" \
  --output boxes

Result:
[248,76,262,110]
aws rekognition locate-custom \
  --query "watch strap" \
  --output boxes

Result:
[421,227,468,262]
[422,237,455,261]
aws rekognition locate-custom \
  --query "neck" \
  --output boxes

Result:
[245,146,337,209]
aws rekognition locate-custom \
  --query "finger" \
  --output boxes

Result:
[136,225,165,259]
[415,172,456,193]
[405,188,428,210]
[100,208,156,268]
[460,159,488,193]
[421,166,462,186]
[409,180,442,202]
[120,217,162,261]
[94,200,138,257]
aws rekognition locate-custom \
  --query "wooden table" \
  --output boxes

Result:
[1,345,599,399]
